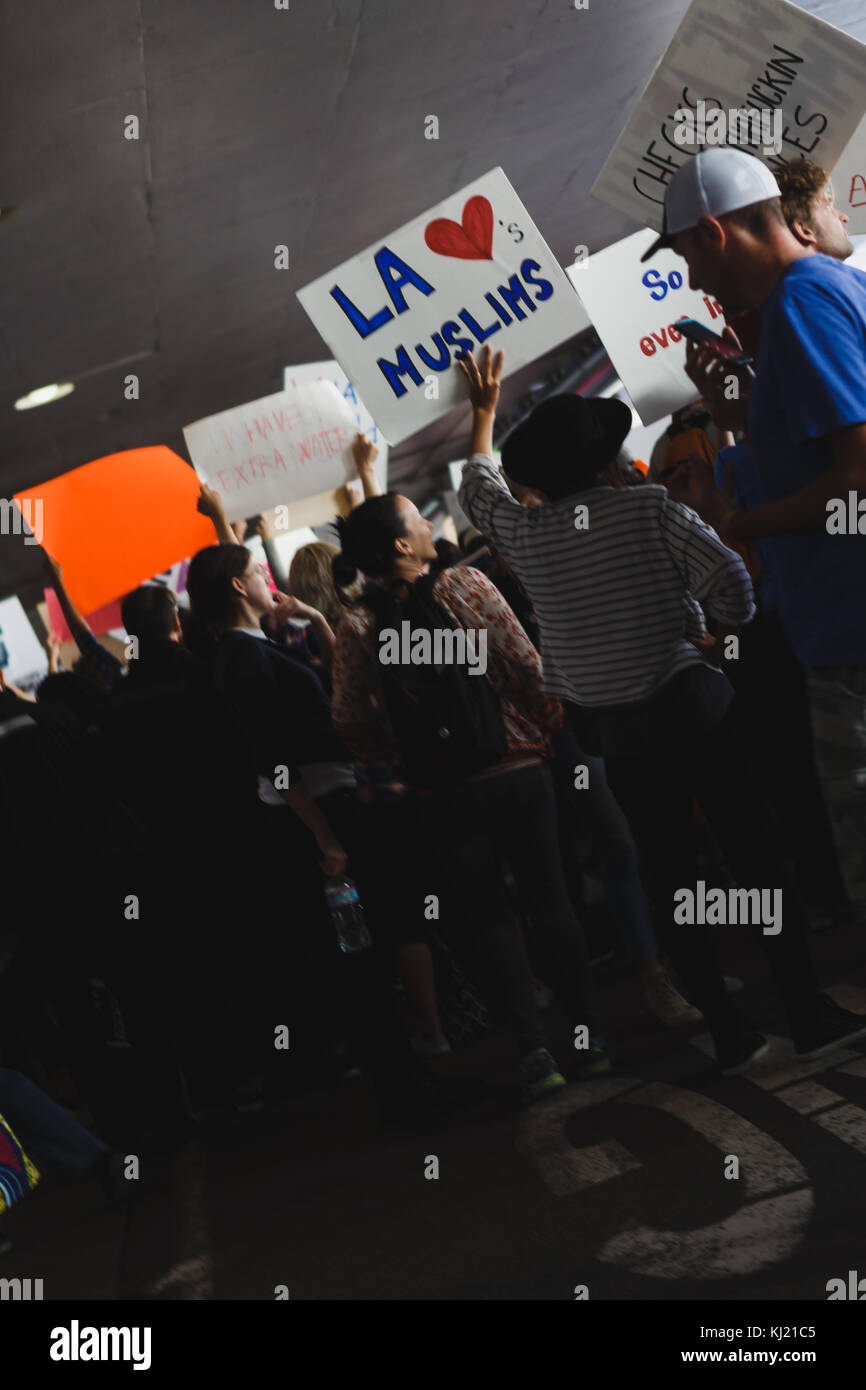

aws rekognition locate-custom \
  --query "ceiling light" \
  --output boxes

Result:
[14,382,75,411]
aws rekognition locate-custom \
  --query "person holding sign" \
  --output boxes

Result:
[457,344,866,1070]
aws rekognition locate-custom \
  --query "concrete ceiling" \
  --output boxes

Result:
[2,0,864,607]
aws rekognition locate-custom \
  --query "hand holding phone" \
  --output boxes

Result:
[675,318,753,366]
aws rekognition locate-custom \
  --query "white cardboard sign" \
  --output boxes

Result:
[296,167,585,446]
[567,230,724,426]
[591,0,866,232]
[283,360,388,493]
[830,113,866,237]
[0,596,48,694]
[183,381,358,524]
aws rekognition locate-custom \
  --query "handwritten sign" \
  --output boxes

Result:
[831,113,866,237]
[591,0,866,232]
[297,167,584,445]
[183,381,358,525]
[567,230,721,425]
[14,448,214,616]
[0,597,48,694]
[283,361,388,489]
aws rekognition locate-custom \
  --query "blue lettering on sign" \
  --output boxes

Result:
[331,247,435,339]
[441,320,474,358]
[374,247,435,315]
[521,259,553,301]
[377,345,425,398]
[375,259,558,400]
[641,268,683,301]
[459,308,502,343]
[497,274,535,321]
[330,286,393,338]
[416,333,451,371]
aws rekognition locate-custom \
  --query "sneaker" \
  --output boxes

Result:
[794,995,866,1060]
[519,1047,567,1104]
[717,1029,769,1076]
[642,967,703,1026]
[575,1037,615,1078]
[410,1032,452,1058]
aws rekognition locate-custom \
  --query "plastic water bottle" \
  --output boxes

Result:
[324,876,373,954]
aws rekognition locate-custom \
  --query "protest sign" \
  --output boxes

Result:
[244,527,319,586]
[280,361,387,528]
[591,0,866,232]
[183,380,358,526]
[0,597,48,694]
[14,448,214,616]
[297,167,586,445]
[830,113,866,237]
[283,361,388,488]
[567,230,721,425]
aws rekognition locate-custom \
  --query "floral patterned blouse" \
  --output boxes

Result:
[331,565,564,797]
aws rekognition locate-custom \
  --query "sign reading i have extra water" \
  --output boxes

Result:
[297,168,585,445]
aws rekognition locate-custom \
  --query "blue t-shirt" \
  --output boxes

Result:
[748,254,866,668]
[715,440,778,613]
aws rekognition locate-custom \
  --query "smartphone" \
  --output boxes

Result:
[675,318,753,366]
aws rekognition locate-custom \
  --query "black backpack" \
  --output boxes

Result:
[370,574,508,791]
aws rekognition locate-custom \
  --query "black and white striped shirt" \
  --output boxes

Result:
[458,454,755,708]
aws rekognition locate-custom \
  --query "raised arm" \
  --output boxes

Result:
[271,593,336,670]
[352,433,382,500]
[251,513,290,592]
[42,550,90,647]
[196,484,239,546]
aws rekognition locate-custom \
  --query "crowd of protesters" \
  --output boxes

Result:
[1,152,865,1242]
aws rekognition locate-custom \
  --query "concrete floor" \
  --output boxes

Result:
[4,921,866,1303]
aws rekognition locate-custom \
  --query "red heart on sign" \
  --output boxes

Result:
[424,195,494,260]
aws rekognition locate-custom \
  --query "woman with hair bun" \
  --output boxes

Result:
[330,491,610,1105]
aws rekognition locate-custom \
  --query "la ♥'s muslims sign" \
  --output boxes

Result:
[591,0,866,233]
[297,168,586,445]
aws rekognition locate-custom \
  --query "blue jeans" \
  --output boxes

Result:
[0,1070,107,1179]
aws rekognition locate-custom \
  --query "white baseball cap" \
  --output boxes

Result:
[640,148,781,262]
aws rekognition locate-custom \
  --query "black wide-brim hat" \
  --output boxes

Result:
[500,393,633,497]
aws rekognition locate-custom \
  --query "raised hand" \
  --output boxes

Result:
[458,345,505,415]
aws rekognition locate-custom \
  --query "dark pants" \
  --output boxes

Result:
[725,607,849,921]
[256,797,425,1108]
[0,1069,107,1179]
[420,762,601,1055]
[566,667,821,1052]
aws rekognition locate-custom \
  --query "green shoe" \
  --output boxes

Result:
[575,1037,615,1079]
[519,1047,567,1104]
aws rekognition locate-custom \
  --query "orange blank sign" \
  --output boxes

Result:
[15,448,215,615]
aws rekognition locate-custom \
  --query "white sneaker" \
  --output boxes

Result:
[411,1032,452,1058]
[643,967,703,1026]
